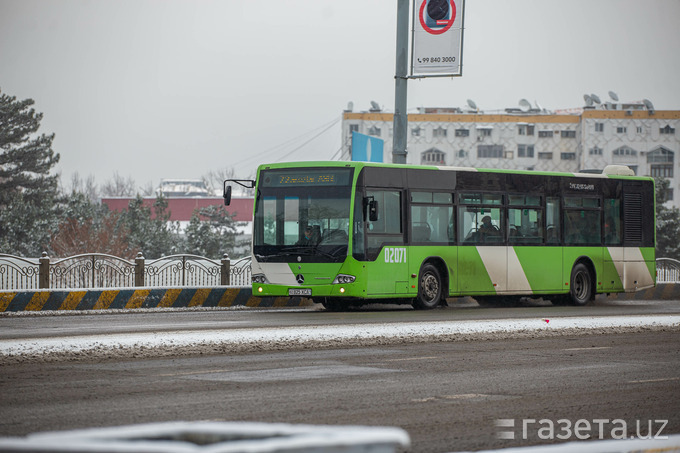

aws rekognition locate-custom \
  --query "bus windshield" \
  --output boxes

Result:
[253,168,353,262]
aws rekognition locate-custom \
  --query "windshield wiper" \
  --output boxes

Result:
[277,246,340,260]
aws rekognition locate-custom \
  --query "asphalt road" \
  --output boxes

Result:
[0,299,679,452]
[1,297,679,341]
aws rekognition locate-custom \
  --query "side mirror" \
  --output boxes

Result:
[368,199,378,222]
[223,184,232,206]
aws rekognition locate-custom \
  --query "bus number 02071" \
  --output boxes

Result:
[384,247,407,264]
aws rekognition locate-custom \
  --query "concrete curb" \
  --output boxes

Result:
[0,287,313,312]
[0,284,677,312]
[601,283,680,301]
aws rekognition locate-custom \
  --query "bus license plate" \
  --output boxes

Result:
[289,288,311,296]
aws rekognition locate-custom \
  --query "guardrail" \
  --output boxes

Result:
[0,253,252,290]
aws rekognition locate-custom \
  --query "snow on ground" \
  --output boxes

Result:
[1,315,678,364]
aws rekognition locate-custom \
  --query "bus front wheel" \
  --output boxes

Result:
[569,263,593,306]
[413,264,442,310]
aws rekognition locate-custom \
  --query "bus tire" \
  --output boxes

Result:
[569,263,593,306]
[413,264,442,310]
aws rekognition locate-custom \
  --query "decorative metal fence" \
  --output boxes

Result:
[3,253,677,290]
[0,255,40,290]
[657,258,680,283]
[51,254,137,289]
[144,255,225,287]
[0,253,251,290]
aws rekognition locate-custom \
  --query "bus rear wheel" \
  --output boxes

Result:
[413,264,442,310]
[569,263,593,306]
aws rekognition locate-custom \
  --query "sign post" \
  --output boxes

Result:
[392,0,410,164]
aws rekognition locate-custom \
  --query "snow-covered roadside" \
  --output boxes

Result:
[1,315,678,364]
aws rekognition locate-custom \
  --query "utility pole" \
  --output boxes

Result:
[392,0,409,164]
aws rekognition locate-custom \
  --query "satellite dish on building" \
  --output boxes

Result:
[591,94,601,104]
[467,99,478,111]
[370,100,381,111]
[584,94,593,106]
[534,100,544,111]
[643,99,655,114]
[519,99,531,112]
[608,91,619,102]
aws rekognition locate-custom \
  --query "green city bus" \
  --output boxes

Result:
[224,161,655,310]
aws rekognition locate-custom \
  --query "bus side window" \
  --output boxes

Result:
[564,196,601,244]
[546,197,560,244]
[604,198,621,245]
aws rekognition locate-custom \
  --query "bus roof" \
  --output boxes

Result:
[256,161,653,182]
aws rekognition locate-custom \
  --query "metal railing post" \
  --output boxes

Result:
[91,254,96,288]
[182,255,186,286]
[221,254,230,286]
[135,253,145,287]
[39,252,50,289]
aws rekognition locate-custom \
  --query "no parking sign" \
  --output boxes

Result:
[411,0,465,76]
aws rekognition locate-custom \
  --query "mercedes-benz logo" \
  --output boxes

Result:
[296,274,305,284]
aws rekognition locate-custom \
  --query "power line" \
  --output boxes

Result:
[274,117,341,162]
[231,116,340,168]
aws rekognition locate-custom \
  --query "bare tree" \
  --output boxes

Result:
[139,180,155,196]
[203,167,255,197]
[63,172,99,202]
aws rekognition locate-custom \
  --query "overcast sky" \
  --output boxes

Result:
[1,0,679,192]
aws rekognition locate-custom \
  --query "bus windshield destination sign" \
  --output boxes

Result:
[262,169,352,188]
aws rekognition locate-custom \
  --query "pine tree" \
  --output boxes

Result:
[123,194,181,259]
[185,205,243,259]
[655,178,680,260]
[0,89,61,255]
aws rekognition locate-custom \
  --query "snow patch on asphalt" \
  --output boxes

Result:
[1,315,678,365]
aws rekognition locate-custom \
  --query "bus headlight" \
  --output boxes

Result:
[333,274,356,284]
[252,274,268,284]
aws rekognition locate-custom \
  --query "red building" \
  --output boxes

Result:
[101,197,253,223]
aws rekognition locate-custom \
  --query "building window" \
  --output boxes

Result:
[616,126,627,134]
[421,148,446,165]
[455,128,470,137]
[660,125,676,135]
[477,145,504,158]
[538,152,553,160]
[613,146,637,157]
[561,152,576,160]
[478,128,492,137]
[433,127,447,138]
[368,126,381,136]
[637,126,643,134]
[647,147,674,163]
[518,145,534,158]
[595,123,604,132]
[651,165,673,178]
[560,130,576,138]
[538,130,554,138]
[349,124,359,134]
[411,126,421,137]
[589,147,603,155]
[457,149,468,158]
[518,124,535,136]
